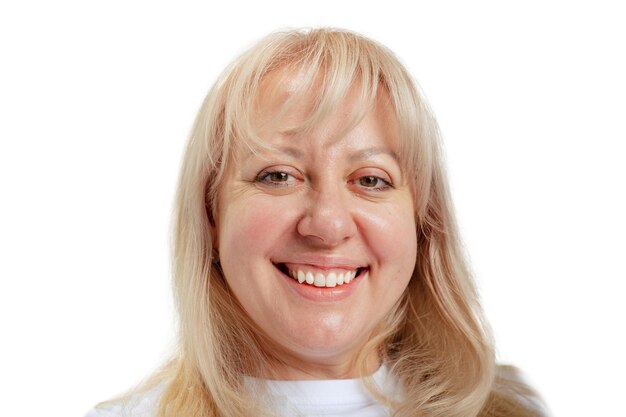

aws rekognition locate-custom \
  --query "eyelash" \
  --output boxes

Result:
[255,170,297,187]
[255,170,393,191]
[352,176,393,191]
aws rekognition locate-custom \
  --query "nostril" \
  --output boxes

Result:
[296,195,358,246]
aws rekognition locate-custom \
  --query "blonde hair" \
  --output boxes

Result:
[138,28,543,417]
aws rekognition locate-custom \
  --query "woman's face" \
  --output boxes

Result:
[215,79,417,379]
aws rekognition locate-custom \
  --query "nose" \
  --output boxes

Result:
[296,185,357,246]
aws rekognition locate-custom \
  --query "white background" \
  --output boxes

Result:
[1,1,624,416]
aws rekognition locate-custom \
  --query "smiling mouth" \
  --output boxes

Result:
[274,263,367,288]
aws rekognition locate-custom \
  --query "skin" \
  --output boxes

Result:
[214,76,418,380]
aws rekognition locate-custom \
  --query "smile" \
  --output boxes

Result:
[275,263,367,287]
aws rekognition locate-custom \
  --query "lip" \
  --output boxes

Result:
[273,261,366,302]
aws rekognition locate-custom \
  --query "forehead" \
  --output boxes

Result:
[248,68,399,153]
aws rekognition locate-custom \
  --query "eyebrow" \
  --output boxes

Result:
[244,145,399,164]
[348,146,400,164]
[244,146,304,161]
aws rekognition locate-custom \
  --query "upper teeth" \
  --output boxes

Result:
[287,268,358,287]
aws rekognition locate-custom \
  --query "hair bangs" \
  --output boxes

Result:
[216,30,399,169]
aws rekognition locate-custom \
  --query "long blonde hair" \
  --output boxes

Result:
[143,28,542,417]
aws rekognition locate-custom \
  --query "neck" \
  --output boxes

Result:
[259,350,382,380]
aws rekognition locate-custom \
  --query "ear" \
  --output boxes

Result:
[211,226,219,255]
[207,205,219,253]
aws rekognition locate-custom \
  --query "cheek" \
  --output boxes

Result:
[218,196,299,259]
[357,200,417,263]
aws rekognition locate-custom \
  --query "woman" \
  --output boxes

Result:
[87,28,548,417]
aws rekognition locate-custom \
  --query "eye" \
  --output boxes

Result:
[255,170,298,187]
[355,175,392,190]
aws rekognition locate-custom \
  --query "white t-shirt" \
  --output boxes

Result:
[85,366,551,417]
[85,364,399,417]
[247,364,400,417]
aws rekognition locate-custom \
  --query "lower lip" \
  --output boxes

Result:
[275,266,365,302]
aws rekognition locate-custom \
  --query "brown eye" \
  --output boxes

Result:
[269,172,290,182]
[358,176,380,188]
[353,175,392,191]
[358,175,389,189]
[256,170,297,187]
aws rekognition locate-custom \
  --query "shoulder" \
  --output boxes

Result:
[84,384,164,417]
